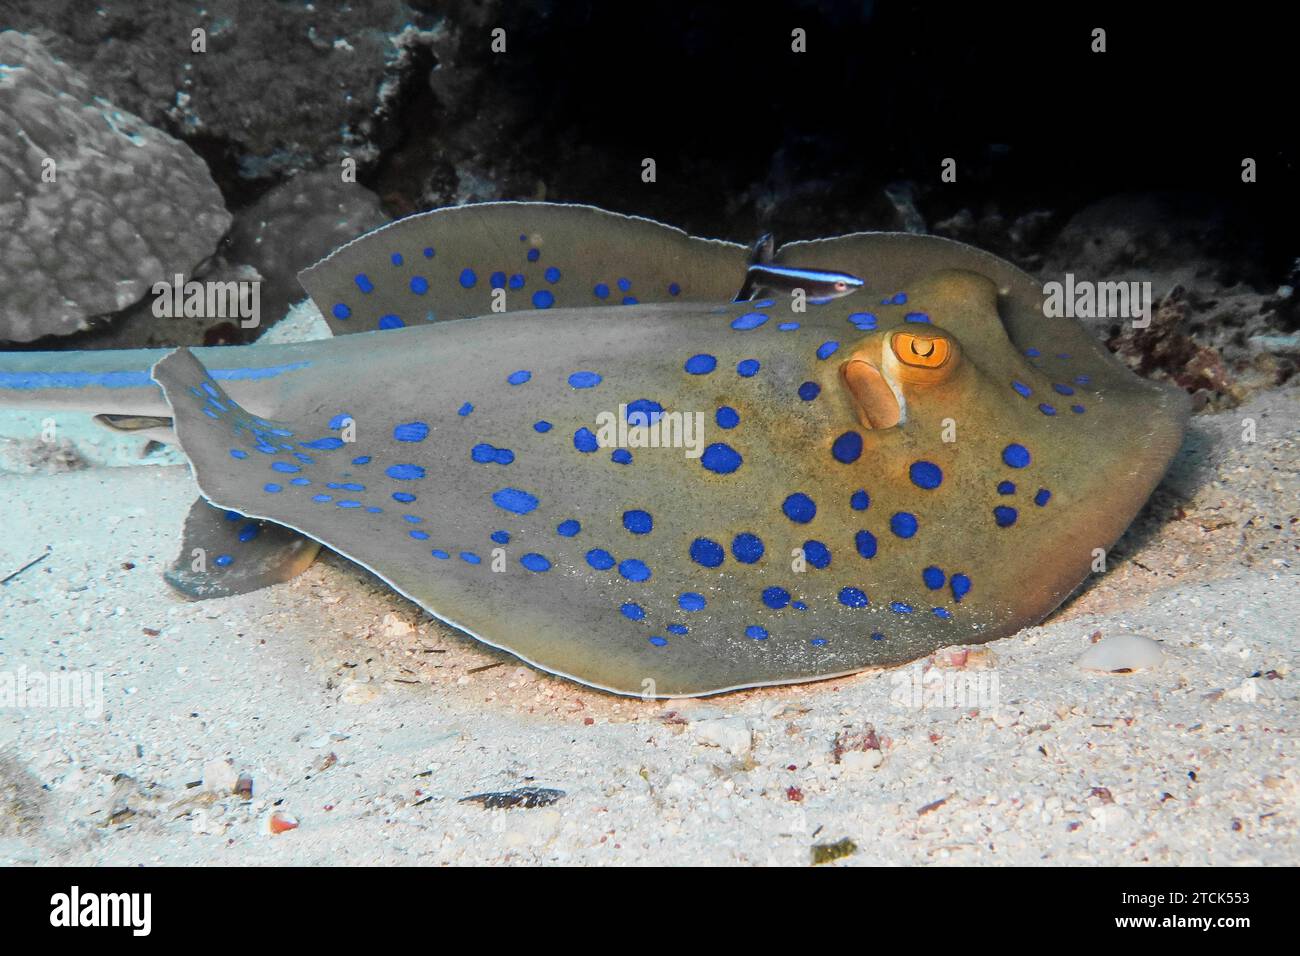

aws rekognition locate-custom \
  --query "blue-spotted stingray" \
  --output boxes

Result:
[0,202,1190,696]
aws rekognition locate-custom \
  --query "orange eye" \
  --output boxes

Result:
[891,332,952,369]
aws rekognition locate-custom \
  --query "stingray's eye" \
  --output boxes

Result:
[885,329,961,385]
[834,281,847,291]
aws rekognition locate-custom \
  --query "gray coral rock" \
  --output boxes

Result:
[0,31,231,342]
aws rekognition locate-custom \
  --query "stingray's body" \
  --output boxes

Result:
[0,203,1189,696]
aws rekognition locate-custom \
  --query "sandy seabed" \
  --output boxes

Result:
[0,384,1295,866]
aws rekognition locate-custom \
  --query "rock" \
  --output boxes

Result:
[690,716,753,757]
[840,749,884,771]
[201,758,239,794]
[1077,634,1166,673]
[0,31,231,342]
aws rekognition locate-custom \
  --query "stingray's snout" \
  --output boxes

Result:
[840,358,901,430]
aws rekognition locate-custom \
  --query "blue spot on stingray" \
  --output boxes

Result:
[238,524,259,543]
[223,511,241,522]
[328,414,351,429]
[423,247,434,258]
[994,505,1018,527]
[544,266,561,283]
[460,551,482,564]
[715,406,739,429]
[491,530,510,544]
[933,607,952,619]
[731,312,768,330]
[229,449,247,460]
[409,276,429,295]
[509,274,525,289]
[458,402,474,416]
[803,540,831,568]
[625,399,664,426]
[264,483,282,493]
[816,341,840,359]
[838,587,869,608]
[532,290,554,309]
[849,312,878,330]
[593,282,609,299]
[648,636,668,647]
[394,422,429,442]
[731,533,764,564]
[471,443,514,465]
[745,625,769,641]
[798,381,820,401]
[386,464,425,480]
[667,624,688,635]
[620,602,645,621]
[490,271,506,289]
[669,282,681,296]
[379,314,405,330]
[617,277,631,292]
[909,461,943,490]
[351,455,370,465]
[527,248,540,262]
[611,449,632,464]
[521,553,551,572]
[214,554,233,567]
[409,530,430,541]
[557,519,581,537]
[782,493,816,523]
[312,494,331,503]
[690,538,724,567]
[291,477,310,486]
[762,587,791,609]
[923,566,945,589]
[619,559,651,582]
[492,487,538,514]
[1075,375,1091,385]
[586,549,615,570]
[951,573,972,602]
[1038,403,1057,416]
[679,593,706,612]
[301,436,344,450]
[1053,383,1075,395]
[271,462,300,473]
[1025,347,1041,357]
[392,492,415,503]
[890,512,918,538]
[622,294,638,304]
[332,303,351,319]
[457,268,477,288]
[336,500,361,509]
[573,428,599,453]
[890,602,914,614]
[684,354,717,375]
[1011,381,1032,397]
[390,253,403,266]
[998,480,1016,495]
[778,321,800,331]
[736,359,760,377]
[1072,404,1086,414]
[701,443,742,474]
[1034,488,1052,506]
[832,432,863,463]
[568,371,601,388]
[904,312,930,323]
[533,420,552,432]
[507,370,532,385]
[850,489,870,511]
[1002,443,1031,468]
[623,510,653,534]
[855,530,878,558]
[431,550,449,560]
[355,274,373,293]
[404,515,422,524]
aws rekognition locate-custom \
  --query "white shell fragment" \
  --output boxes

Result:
[1077,634,1166,673]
